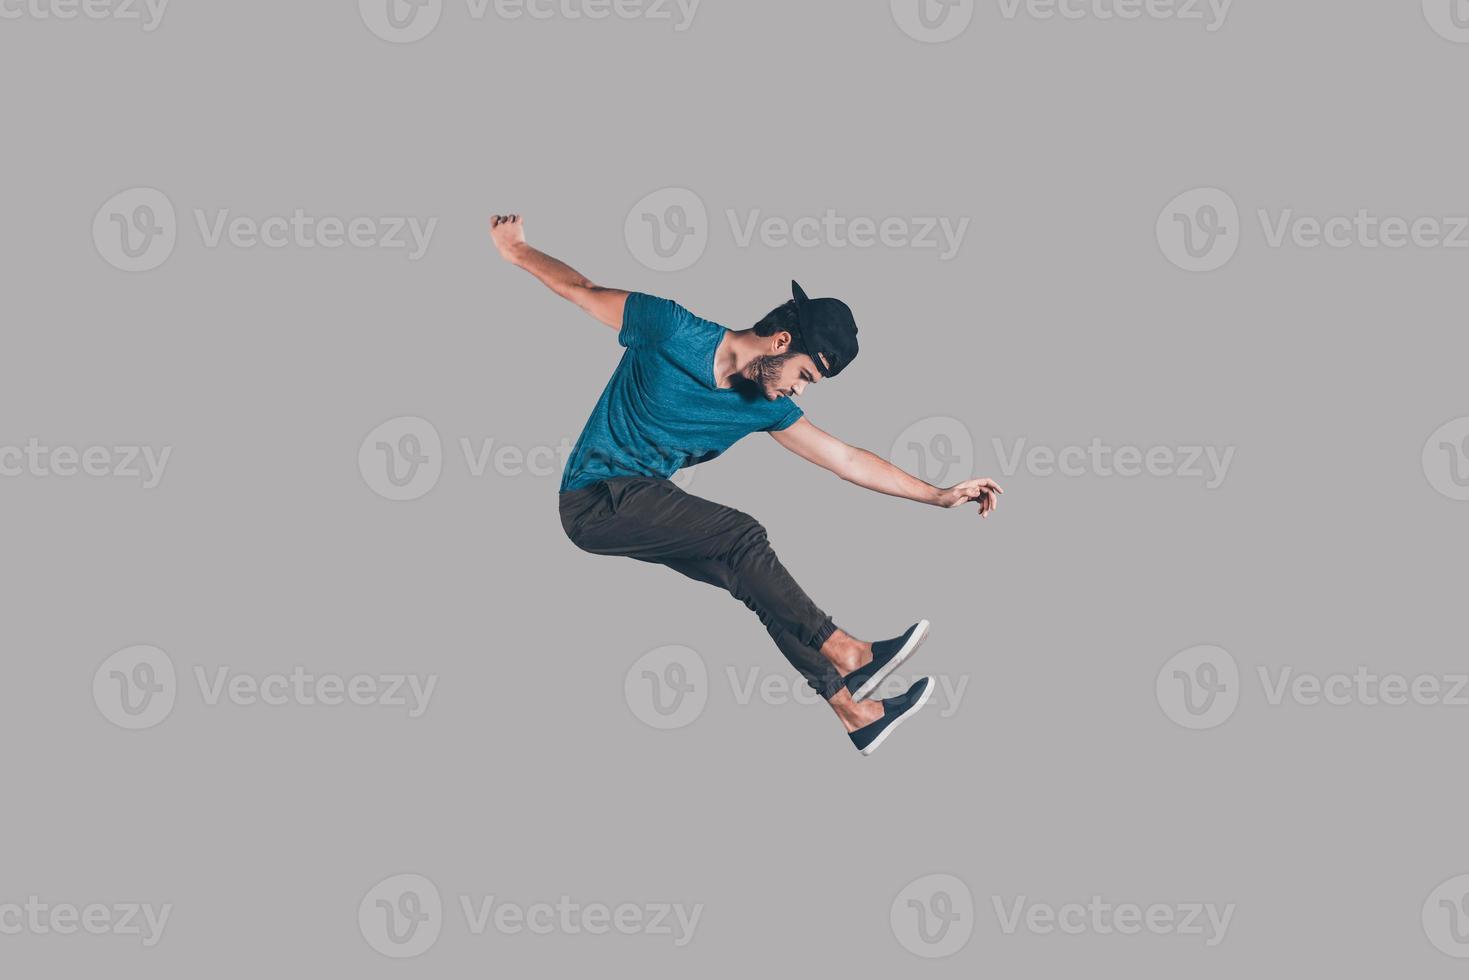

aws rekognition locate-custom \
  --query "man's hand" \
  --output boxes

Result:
[490,214,526,261]
[938,478,1004,517]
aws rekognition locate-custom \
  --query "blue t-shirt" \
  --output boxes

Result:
[559,293,804,492]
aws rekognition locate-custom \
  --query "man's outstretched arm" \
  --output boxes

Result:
[490,214,628,329]
[770,418,1004,516]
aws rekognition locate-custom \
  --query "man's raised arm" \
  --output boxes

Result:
[490,214,628,329]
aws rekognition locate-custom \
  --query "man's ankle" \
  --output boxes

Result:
[829,689,883,733]
[821,629,871,674]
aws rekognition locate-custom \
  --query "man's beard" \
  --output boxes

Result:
[746,351,798,400]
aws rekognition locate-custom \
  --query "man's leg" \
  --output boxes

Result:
[661,556,881,731]
[562,477,882,730]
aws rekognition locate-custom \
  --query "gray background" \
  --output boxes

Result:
[4,0,1468,974]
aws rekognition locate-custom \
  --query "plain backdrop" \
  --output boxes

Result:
[3,1,1468,975]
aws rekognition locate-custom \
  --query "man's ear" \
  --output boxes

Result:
[771,331,793,354]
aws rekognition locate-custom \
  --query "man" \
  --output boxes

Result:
[491,214,1002,755]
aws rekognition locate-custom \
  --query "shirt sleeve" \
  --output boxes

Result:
[618,292,689,349]
[765,401,805,432]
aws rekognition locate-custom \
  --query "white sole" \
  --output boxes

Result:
[859,678,934,757]
[852,619,931,702]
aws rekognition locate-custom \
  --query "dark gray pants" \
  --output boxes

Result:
[559,476,844,700]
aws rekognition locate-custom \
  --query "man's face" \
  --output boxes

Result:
[750,341,822,401]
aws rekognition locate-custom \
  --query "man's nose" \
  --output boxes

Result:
[792,380,808,396]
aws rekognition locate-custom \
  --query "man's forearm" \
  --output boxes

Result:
[838,447,942,505]
[504,242,595,301]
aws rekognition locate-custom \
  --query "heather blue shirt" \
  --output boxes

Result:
[559,293,804,492]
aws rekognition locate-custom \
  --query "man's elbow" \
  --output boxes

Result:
[830,446,865,483]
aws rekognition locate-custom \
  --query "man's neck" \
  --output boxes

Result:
[712,329,761,389]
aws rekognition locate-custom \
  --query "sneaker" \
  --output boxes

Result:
[848,677,933,756]
[843,619,931,701]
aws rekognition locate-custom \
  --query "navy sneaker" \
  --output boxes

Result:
[848,677,933,756]
[843,619,931,701]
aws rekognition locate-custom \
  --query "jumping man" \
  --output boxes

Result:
[491,214,1003,755]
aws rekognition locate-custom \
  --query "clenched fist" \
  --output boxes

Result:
[490,214,525,260]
